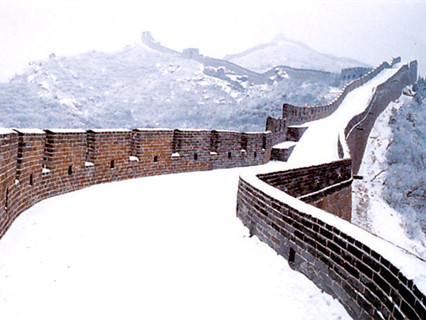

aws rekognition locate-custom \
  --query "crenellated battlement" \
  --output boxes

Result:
[0,124,283,239]
[341,67,373,84]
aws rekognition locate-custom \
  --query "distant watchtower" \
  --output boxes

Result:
[341,67,372,84]
[182,48,202,60]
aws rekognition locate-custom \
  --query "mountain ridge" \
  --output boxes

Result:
[0,32,358,131]
[225,33,370,73]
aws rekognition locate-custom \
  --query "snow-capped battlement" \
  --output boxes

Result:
[0,120,286,240]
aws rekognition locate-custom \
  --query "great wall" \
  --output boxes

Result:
[0,56,425,319]
[141,31,340,86]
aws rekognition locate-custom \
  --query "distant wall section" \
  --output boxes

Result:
[282,59,404,125]
[344,60,417,173]
[341,67,372,84]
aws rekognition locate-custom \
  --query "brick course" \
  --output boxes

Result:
[237,172,426,319]
[258,160,352,220]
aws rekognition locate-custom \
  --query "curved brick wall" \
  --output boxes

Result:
[282,59,403,125]
[237,161,426,319]
[237,59,425,319]
[0,126,284,238]
[257,159,353,221]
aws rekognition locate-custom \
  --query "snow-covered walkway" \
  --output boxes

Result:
[0,166,350,320]
[288,64,402,166]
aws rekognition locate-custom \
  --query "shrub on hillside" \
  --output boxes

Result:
[385,83,425,236]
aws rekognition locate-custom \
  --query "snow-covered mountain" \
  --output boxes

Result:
[225,34,370,73]
[0,33,341,132]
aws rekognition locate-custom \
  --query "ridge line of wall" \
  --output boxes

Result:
[282,58,403,126]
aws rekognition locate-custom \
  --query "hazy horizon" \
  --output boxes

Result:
[0,0,425,82]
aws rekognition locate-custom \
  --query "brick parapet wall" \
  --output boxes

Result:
[237,164,426,319]
[258,159,352,220]
[209,130,272,169]
[0,124,284,239]
[132,129,174,176]
[341,67,373,83]
[0,131,18,234]
[172,129,212,173]
[15,130,45,186]
[266,117,286,145]
[283,60,393,125]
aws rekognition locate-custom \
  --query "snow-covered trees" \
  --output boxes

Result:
[0,44,337,132]
[385,83,426,237]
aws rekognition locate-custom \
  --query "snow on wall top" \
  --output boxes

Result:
[240,167,426,294]
[0,128,16,135]
[87,129,131,133]
[13,128,45,134]
[287,63,403,167]
[45,129,86,134]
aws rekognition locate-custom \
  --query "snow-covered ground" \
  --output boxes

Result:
[352,95,426,260]
[288,64,401,166]
[0,166,350,320]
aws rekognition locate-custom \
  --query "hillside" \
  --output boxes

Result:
[352,86,426,259]
[225,34,370,73]
[0,35,340,132]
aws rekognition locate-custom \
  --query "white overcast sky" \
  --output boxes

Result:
[0,0,425,82]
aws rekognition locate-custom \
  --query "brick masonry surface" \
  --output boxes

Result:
[237,171,426,319]
[258,160,353,221]
[0,126,281,239]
